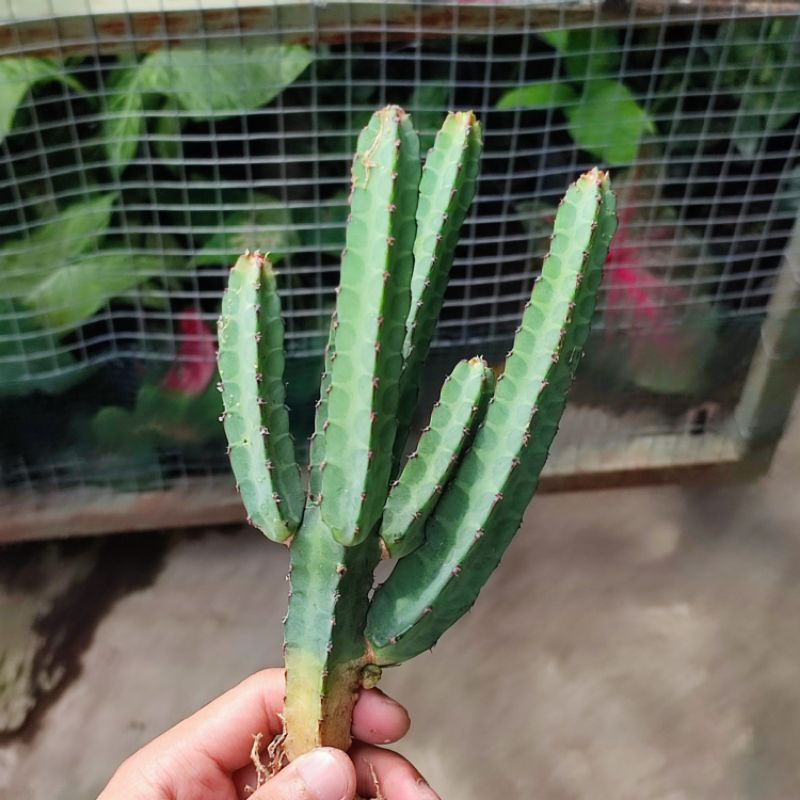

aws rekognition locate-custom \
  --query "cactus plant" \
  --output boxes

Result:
[217,105,617,766]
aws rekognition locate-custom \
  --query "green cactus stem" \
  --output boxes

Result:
[283,505,380,757]
[283,313,378,759]
[320,105,420,547]
[217,252,304,541]
[365,169,617,664]
[393,111,483,469]
[308,316,336,498]
[217,105,617,768]
[380,356,494,559]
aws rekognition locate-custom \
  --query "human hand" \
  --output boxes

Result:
[99,668,438,800]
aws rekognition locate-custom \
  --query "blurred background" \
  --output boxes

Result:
[0,1,798,798]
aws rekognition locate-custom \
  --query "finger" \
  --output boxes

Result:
[250,747,355,800]
[233,762,258,797]
[349,742,440,800]
[135,668,287,775]
[352,688,411,744]
[233,686,409,793]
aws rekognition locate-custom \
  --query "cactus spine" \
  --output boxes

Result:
[217,106,617,763]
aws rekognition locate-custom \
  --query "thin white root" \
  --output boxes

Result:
[267,725,288,776]
[243,732,270,795]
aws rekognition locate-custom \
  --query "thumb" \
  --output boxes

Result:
[251,747,356,800]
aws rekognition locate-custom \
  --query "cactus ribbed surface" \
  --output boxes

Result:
[308,317,335,498]
[217,253,304,541]
[283,505,380,756]
[380,357,494,559]
[393,111,482,469]
[320,106,420,547]
[217,106,617,767]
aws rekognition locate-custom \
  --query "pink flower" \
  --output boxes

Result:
[600,196,715,395]
[162,310,216,396]
[603,202,686,348]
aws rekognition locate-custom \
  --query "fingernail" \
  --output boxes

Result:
[296,748,353,800]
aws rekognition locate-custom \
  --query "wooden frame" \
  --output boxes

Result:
[3,1,800,58]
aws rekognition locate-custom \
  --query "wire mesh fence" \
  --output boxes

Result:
[0,1,798,508]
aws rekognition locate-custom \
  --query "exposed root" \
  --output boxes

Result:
[267,725,289,775]
[243,726,289,795]
[244,717,385,799]
[243,733,269,796]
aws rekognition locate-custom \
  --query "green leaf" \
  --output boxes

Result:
[539,28,620,80]
[0,299,85,396]
[565,79,655,164]
[193,195,298,266]
[145,45,313,119]
[90,405,165,490]
[101,53,175,173]
[497,81,577,111]
[151,98,183,163]
[23,251,164,329]
[91,406,139,451]
[92,380,223,452]
[139,286,171,311]
[140,382,223,445]
[0,58,78,143]
[538,30,569,52]
[712,19,800,155]
[561,29,621,81]
[100,44,311,171]
[102,67,148,176]
[0,193,117,296]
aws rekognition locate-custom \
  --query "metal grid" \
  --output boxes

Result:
[0,1,798,506]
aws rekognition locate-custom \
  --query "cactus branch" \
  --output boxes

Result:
[320,105,421,546]
[380,356,494,559]
[393,112,483,469]
[217,252,304,541]
[365,169,617,664]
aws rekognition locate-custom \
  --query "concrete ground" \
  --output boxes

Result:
[1,410,799,800]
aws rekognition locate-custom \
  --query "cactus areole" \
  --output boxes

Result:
[217,106,618,763]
